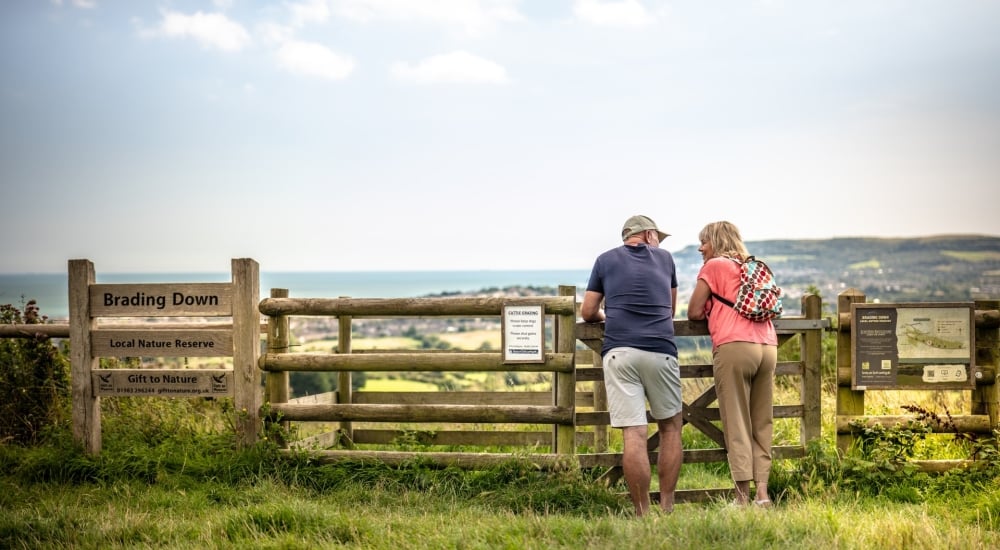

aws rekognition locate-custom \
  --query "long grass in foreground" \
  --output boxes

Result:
[3,472,999,549]
[4,423,1000,550]
[3,391,1000,549]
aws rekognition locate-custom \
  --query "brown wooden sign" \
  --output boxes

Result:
[90,283,232,317]
[91,329,233,357]
[91,368,233,397]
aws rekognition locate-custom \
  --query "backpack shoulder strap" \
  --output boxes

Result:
[709,256,743,308]
[711,291,735,308]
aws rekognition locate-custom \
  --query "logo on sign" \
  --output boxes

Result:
[98,373,113,393]
[211,373,228,393]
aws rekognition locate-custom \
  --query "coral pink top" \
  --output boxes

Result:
[697,257,778,350]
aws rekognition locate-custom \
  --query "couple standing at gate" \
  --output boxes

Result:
[581,215,778,517]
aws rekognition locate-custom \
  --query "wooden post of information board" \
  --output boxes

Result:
[972,299,1000,427]
[232,258,261,448]
[69,259,101,455]
[836,289,866,454]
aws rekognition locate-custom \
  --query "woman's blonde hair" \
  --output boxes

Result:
[699,221,750,261]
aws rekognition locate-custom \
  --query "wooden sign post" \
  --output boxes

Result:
[68,258,260,454]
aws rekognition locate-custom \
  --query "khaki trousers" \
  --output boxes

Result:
[713,341,777,483]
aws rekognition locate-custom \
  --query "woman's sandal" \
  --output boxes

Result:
[753,499,773,508]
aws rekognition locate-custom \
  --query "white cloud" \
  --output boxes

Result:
[159,11,251,52]
[390,50,508,84]
[275,40,355,80]
[331,0,522,36]
[573,0,656,27]
[258,22,295,45]
[289,0,332,27]
[51,0,97,7]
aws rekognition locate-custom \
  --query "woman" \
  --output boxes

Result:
[687,221,777,507]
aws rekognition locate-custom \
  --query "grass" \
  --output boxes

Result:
[4,384,1000,549]
[4,455,999,549]
[5,328,1000,548]
[436,329,501,350]
[361,378,439,392]
[941,250,1000,262]
[3,436,1000,549]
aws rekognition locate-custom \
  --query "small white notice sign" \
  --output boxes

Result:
[502,303,545,363]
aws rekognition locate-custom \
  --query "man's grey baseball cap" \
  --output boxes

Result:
[621,215,669,241]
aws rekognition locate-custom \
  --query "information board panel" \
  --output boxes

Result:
[90,283,232,317]
[851,302,975,390]
[502,303,545,363]
[91,369,233,397]
[92,329,233,357]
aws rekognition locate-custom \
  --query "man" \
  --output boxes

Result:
[580,214,683,517]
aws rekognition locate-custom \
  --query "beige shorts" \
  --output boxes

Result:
[604,347,681,427]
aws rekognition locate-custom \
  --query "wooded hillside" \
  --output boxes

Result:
[670,235,1000,313]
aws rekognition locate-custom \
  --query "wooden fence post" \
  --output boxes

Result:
[232,258,261,448]
[68,259,101,455]
[801,293,823,444]
[338,296,354,447]
[972,299,1000,427]
[836,289,866,454]
[266,288,290,444]
[554,286,577,454]
[592,347,608,452]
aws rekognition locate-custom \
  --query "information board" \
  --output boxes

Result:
[851,302,975,390]
[502,303,545,363]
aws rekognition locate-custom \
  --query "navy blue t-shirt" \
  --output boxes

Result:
[586,244,678,357]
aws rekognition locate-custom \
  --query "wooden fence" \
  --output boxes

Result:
[259,286,579,468]
[3,271,836,503]
[2,280,829,502]
[259,289,827,503]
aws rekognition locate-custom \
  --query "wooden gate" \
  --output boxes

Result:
[575,294,827,502]
[259,288,825,503]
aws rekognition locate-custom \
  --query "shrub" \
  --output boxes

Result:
[0,301,71,444]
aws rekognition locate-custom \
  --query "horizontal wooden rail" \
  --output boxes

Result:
[259,296,576,317]
[260,352,574,372]
[836,414,992,434]
[575,361,804,382]
[577,316,828,341]
[576,404,805,427]
[837,308,1000,332]
[283,449,580,470]
[351,429,552,446]
[293,429,598,450]
[578,445,806,468]
[0,324,71,338]
[350,391,595,408]
[267,403,575,425]
[0,322,268,339]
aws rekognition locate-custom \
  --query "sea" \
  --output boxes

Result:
[0,270,593,321]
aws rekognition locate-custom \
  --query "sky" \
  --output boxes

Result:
[2,0,999,274]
